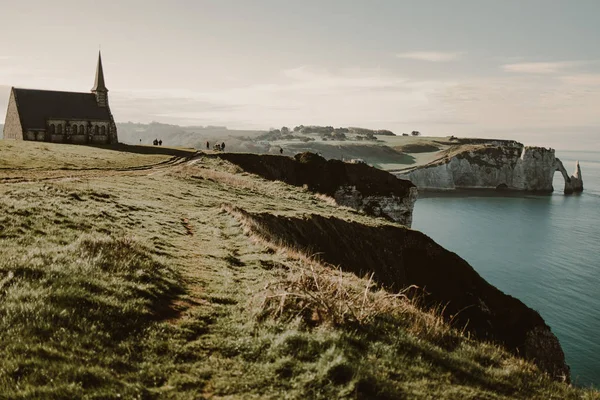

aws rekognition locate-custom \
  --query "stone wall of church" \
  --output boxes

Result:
[25,131,45,141]
[4,95,114,145]
[88,120,110,144]
[91,136,109,144]
[3,90,24,140]
[71,135,87,144]
[46,119,111,144]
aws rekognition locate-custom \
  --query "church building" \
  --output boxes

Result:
[3,52,118,144]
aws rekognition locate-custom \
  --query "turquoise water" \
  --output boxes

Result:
[412,150,600,388]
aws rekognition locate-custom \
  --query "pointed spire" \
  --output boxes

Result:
[92,51,108,92]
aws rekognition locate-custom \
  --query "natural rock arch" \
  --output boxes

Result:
[398,145,584,195]
[554,158,583,194]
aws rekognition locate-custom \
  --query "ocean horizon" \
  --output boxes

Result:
[412,149,600,388]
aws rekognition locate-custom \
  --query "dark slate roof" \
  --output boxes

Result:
[13,88,111,131]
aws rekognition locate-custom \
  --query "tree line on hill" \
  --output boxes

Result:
[257,125,399,142]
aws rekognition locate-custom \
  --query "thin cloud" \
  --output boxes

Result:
[501,61,584,74]
[279,66,409,92]
[97,66,459,132]
[433,76,600,133]
[396,51,464,62]
[560,74,600,86]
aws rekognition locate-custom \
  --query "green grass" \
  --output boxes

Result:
[393,142,441,153]
[282,141,416,168]
[0,141,598,399]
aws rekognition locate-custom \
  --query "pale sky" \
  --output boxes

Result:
[1,0,599,149]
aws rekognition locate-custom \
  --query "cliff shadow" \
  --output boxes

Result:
[216,152,415,198]
[226,206,570,381]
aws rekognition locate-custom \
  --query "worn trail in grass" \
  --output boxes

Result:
[0,142,598,399]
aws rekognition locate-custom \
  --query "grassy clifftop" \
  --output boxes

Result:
[0,141,597,399]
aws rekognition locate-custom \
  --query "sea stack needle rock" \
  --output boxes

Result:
[217,152,418,227]
[398,143,583,194]
[561,160,583,194]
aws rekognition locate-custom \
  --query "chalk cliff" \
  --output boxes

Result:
[217,152,418,227]
[397,144,583,194]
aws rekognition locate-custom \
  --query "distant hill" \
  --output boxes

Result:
[116,122,265,149]
[0,122,263,149]
[258,125,395,142]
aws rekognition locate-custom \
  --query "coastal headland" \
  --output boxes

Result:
[1,140,596,398]
[391,138,583,194]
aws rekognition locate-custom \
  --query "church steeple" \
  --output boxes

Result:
[91,51,108,107]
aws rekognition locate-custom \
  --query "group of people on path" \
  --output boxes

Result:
[203,140,283,155]
[145,138,284,155]
[207,141,226,151]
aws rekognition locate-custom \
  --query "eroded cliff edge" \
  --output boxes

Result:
[397,143,583,194]
[216,150,571,382]
[217,152,418,227]
[227,207,571,382]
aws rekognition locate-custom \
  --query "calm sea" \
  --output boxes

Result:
[412,150,600,388]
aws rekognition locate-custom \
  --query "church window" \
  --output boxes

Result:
[72,125,77,134]
[101,126,106,135]
[80,125,85,134]
[57,124,63,134]
[49,124,55,134]
[94,126,99,135]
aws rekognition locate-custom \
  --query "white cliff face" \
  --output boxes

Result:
[398,146,583,194]
[334,186,418,227]
[512,147,559,191]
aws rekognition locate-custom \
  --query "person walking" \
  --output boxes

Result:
[206,141,210,150]
[221,142,225,151]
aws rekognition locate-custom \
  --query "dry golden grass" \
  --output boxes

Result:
[0,140,196,170]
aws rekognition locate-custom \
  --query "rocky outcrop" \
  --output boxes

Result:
[398,144,583,194]
[571,161,584,192]
[556,159,583,194]
[217,152,417,227]
[333,186,418,227]
[228,207,571,382]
